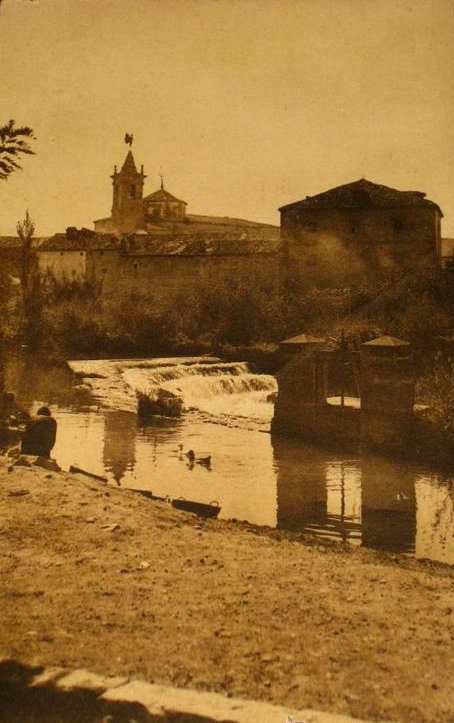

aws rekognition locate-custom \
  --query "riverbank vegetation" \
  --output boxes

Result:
[4,265,454,354]
[28,265,454,356]
[4,261,454,435]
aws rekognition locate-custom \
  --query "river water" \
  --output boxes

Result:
[6,354,454,565]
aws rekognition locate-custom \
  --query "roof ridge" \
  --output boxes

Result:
[279,179,440,213]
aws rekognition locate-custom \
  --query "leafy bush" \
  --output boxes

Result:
[417,354,454,438]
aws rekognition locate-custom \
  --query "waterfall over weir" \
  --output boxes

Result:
[69,357,277,423]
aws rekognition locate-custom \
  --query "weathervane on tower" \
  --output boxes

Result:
[124,133,134,147]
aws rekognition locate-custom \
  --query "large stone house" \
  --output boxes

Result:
[279,178,443,284]
[38,230,119,282]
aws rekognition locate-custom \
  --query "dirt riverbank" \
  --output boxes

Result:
[0,457,453,722]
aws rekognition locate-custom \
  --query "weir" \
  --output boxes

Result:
[68,357,277,418]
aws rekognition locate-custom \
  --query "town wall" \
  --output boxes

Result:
[90,252,280,296]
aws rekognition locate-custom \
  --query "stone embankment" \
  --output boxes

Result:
[0,456,453,722]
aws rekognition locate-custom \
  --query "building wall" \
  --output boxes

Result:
[93,218,116,234]
[39,250,87,280]
[145,201,186,221]
[86,249,122,286]
[89,252,280,296]
[280,205,440,283]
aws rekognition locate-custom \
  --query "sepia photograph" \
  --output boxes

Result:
[0,0,453,721]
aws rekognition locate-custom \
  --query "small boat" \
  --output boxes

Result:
[171,497,221,519]
[125,489,221,519]
[69,465,108,483]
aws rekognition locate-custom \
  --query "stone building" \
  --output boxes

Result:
[38,229,119,282]
[94,150,146,235]
[39,149,280,293]
[38,224,280,295]
[272,334,417,456]
[37,150,446,293]
[279,178,443,284]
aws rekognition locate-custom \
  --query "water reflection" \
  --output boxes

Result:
[360,457,416,554]
[273,435,420,553]
[273,436,362,543]
[103,410,136,484]
[4,353,454,565]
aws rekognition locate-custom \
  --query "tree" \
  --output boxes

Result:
[17,210,43,349]
[0,120,35,180]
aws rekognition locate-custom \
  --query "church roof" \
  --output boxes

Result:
[144,188,187,205]
[120,150,138,174]
[279,178,442,215]
[186,214,277,229]
[137,214,280,245]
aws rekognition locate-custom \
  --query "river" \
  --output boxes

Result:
[5,353,454,565]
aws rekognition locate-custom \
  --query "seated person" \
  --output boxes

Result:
[0,391,30,452]
[20,407,57,459]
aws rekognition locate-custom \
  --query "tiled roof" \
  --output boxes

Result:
[122,234,280,257]
[0,236,48,249]
[130,214,280,250]
[37,219,280,256]
[39,231,119,252]
[144,188,186,204]
[186,214,278,229]
[142,215,278,237]
[279,179,442,215]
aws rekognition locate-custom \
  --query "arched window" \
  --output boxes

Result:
[130,185,136,198]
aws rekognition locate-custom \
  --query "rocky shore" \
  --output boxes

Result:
[0,456,453,722]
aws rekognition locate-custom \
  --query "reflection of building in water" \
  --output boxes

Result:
[273,435,361,543]
[273,434,421,552]
[360,457,416,554]
[325,461,362,543]
[103,410,136,484]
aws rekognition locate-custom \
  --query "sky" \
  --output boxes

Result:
[0,0,453,236]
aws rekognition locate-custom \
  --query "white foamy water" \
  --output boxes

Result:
[68,356,277,423]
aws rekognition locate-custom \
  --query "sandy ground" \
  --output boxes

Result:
[0,457,453,723]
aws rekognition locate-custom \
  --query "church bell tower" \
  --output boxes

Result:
[111,149,146,234]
